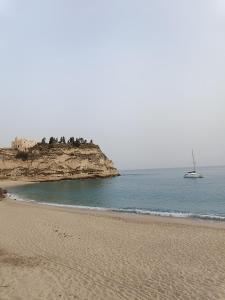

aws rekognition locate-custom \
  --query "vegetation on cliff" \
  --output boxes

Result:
[41,136,93,147]
[15,137,98,161]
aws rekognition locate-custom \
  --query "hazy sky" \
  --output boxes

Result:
[0,0,225,169]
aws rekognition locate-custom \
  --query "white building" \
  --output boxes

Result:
[11,137,37,152]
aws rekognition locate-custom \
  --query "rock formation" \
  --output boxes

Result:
[0,143,119,182]
[0,188,7,200]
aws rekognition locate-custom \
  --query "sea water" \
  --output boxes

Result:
[7,166,225,220]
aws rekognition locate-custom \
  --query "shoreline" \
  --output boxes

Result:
[0,180,35,188]
[7,194,225,224]
[3,187,225,233]
[4,196,225,230]
[2,179,225,224]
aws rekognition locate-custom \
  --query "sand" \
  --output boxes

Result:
[1,181,225,299]
[0,180,34,188]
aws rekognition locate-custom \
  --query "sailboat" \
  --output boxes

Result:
[184,150,204,178]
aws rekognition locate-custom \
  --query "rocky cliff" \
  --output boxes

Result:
[0,143,119,182]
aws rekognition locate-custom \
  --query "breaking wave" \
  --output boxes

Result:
[7,193,225,221]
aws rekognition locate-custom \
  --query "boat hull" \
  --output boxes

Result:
[184,172,203,178]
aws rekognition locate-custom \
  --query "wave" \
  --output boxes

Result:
[7,193,225,221]
[7,193,36,203]
[112,208,225,221]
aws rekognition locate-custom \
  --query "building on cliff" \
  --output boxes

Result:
[11,137,37,152]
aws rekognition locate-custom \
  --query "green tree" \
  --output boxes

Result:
[74,139,80,147]
[41,137,46,144]
[49,137,54,144]
[67,137,74,145]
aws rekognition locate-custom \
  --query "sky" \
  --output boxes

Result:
[0,0,225,170]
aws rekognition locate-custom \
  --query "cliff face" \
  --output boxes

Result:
[0,144,119,182]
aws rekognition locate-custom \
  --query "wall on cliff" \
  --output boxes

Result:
[0,144,119,181]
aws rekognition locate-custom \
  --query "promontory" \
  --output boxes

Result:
[0,137,119,182]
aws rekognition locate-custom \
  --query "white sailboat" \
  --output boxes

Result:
[184,150,203,178]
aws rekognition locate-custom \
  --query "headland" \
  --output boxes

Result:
[0,136,119,182]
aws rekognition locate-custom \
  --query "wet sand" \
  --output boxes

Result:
[1,180,225,299]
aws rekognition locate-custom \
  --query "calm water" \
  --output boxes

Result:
[8,166,225,220]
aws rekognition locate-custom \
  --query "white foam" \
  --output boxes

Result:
[39,201,110,211]
[114,208,192,218]
[7,193,35,203]
[113,208,225,220]
[7,193,225,221]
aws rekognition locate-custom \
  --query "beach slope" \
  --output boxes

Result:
[1,197,225,299]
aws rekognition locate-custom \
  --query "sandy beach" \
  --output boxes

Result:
[1,181,225,299]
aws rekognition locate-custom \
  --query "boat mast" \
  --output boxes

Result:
[192,149,196,172]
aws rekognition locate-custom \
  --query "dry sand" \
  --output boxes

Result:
[0,180,34,188]
[1,181,225,299]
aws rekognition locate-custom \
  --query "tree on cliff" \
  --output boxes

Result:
[74,138,80,147]
[59,136,66,144]
[49,137,54,144]
[49,137,58,144]
[68,137,75,145]
[47,136,92,147]
[41,137,46,144]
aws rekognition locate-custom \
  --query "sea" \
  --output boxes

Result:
[7,166,225,221]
